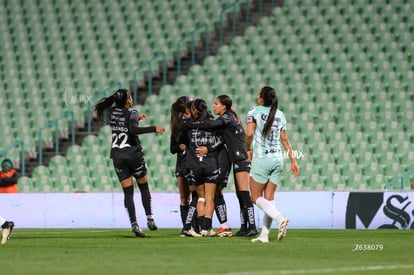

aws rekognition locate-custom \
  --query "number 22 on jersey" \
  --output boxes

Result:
[112,133,131,148]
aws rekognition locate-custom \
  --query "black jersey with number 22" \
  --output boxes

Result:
[109,107,155,160]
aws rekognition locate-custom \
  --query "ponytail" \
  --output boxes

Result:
[261,86,278,139]
[170,96,191,141]
[95,94,116,122]
[94,89,131,122]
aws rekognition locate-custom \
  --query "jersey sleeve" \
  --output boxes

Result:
[170,135,181,154]
[129,110,156,135]
[246,107,256,124]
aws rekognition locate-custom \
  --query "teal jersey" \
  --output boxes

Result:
[246,106,287,159]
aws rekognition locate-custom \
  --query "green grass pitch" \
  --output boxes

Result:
[1,229,413,275]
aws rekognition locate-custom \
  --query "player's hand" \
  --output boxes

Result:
[138,114,148,120]
[247,150,253,161]
[291,160,300,176]
[179,144,187,151]
[195,146,208,157]
[155,126,165,134]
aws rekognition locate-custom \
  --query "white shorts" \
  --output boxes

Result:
[250,156,283,185]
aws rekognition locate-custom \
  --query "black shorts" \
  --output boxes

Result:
[112,155,147,181]
[217,149,231,188]
[185,166,221,186]
[175,156,187,178]
[233,159,251,173]
[217,167,230,188]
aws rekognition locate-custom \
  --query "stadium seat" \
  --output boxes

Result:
[2,0,413,192]
[19,176,34,192]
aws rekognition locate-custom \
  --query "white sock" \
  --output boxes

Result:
[0,216,6,227]
[220,222,229,228]
[256,197,284,225]
[260,213,273,239]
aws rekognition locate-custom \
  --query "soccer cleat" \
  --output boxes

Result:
[147,219,158,231]
[1,221,14,245]
[234,229,248,237]
[132,223,146,238]
[182,228,201,237]
[278,217,289,241]
[251,236,269,243]
[201,228,217,237]
[217,227,233,237]
[244,228,259,237]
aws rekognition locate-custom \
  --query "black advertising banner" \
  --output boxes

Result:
[345,192,414,229]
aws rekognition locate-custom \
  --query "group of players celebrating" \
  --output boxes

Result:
[95,86,299,243]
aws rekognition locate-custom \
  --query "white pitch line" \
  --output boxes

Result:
[223,264,414,275]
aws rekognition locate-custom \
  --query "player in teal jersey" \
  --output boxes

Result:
[246,86,300,243]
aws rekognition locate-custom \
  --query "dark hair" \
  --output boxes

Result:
[94,89,131,121]
[170,96,190,141]
[191,99,213,121]
[260,86,278,138]
[216,94,242,125]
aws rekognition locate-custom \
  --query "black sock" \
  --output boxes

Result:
[239,191,257,230]
[214,194,228,225]
[202,217,212,231]
[184,206,196,230]
[122,185,137,224]
[137,182,153,217]
[236,191,247,230]
[184,191,198,231]
[180,205,189,227]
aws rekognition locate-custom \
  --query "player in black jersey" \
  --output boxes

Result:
[183,99,227,237]
[95,89,165,237]
[185,95,258,237]
[170,95,197,236]
[175,98,231,237]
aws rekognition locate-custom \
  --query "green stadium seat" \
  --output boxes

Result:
[52,174,74,192]
[19,176,34,192]
[31,165,53,192]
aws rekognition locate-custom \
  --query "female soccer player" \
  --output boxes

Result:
[246,86,300,243]
[184,99,225,237]
[170,95,198,236]
[0,216,14,245]
[184,95,258,237]
[95,89,165,237]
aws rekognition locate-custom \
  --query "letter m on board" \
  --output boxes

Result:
[345,192,383,229]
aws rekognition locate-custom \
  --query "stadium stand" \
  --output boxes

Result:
[1,0,413,192]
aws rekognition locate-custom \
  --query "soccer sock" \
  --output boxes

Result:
[236,192,247,230]
[137,182,153,217]
[239,208,247,231]
[198,216,205,230]
[260,200,274,238]
[260,213,273,239]
[180,205,189,227]
[122,186,137,224]
[255,197,284,225]
[214,193,228,227]
[184,191,198,231]
[239,191,257,229]
[202,216,212,231]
